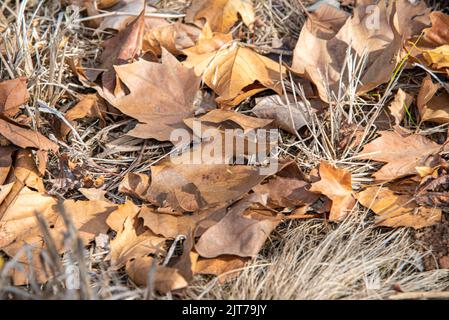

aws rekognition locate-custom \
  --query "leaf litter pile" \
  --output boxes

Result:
[0,0,449,299]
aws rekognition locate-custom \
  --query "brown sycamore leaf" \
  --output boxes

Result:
[358,131,442,182]
[103,49,201,141]
[309,161,355,221]
[195,197,281,258]
[388,89,413,126]
[0,118,58,152]
[357,186,441,229]
[184,44,285,107]
[292,1,429,102]
[0,78,29,117]
[125,256,188,292]
[417,76,449,124]
[186,0,255,33]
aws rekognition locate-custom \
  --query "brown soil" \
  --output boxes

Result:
[414,213,449,271]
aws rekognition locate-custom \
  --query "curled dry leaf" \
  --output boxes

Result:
[253,95,310,135]
[0,78,29,117]
[195,197,281,258]
[118,172,150,201]
[61,94,107,136]
[194,255,248,282]
[423,11,449,47]
[103,49,201,141]
[182,23,232,57]
[309,161,355,221]
[417,75,449,124]
[0,118,58,152]
[357,186,441,229]
[89,10,145,92]
[291,1,429,102]
[358,131,442,182]
[125,256,188,292]
[184,44,285,107]
[186,0,255,33]
[143,22,200,56]
[388,89,413,126]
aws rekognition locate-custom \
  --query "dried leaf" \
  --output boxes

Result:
[0,187,57,249]
[125,256,188,291]
[98,0,168,32]
[417,75,449,124]
[109,206,165,267]
[357,186,441,229]
[309,161,355,221]
[0,146,15,185]
[195,198,281,258]
[423,11,449,46]
[292,1,429,102]
[388,89,413,126]
[0,118,58,152]
[186,0,255,33]
[103,49,201,141]
[138,206,201,238]
[118,172,150,201]
[253,162,318,209]
[253,95,310,135]
[358,131,442,181]
[61,94,107,136]
[0,78,29,117]
[184,44,285,107]
[194,255,248,282]
[92,10,145,92]
[143,22,200,56]
[147,159,267,212]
